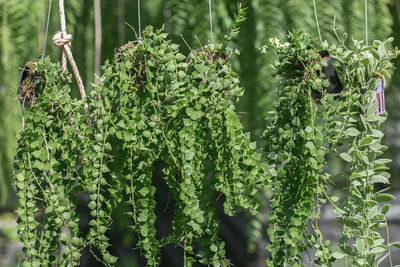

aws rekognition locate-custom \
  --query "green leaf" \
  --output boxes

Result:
[370,175,389,184]
[176,53,187,61]
[376,194,395,202]
[186,107,204,120]
[249,142,257,150]
[391,242,400,248]
[382,204,390,215]
[375,159,392,164]
[210,244,218,252]
[139,187,149,196]
[355,238,365,252]
[331,196,339,202]
[93,145,102,153]
[367,102,379,118]
[185,150,195,161]
[367,205,378,220]
[88,201,96,210]
[346,127,360,136]
[332,252,344,259]
[370,246,386,254]
[360,137,373,146]
[140,226,148,237]
[340,152,352,162]
[322,79,329,88]
[321,59,328,67]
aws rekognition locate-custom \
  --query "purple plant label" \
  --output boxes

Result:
[375,80,385,115]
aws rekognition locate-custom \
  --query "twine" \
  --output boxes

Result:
[52,0,87,101]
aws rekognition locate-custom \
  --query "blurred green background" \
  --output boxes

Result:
[1,0,400,266]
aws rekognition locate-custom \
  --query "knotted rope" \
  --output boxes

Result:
[52,0,86,101]
[52,31,71,49]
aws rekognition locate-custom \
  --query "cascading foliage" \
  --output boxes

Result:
[94,22,262,266]
[262,31,400,266]
[13,9,263,266]
[262,33,336,266]
[11,2,400,267]
[2,0,397,208]
[330,35,399,267]
[14,59,85,267]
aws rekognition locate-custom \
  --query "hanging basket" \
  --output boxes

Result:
[18,60,41,108]
[312,51,343,100]
[321,51,343,94]
[117,40,140,57]
[186,46,228,64]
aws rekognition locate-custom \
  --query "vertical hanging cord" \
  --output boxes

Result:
[138,0,142,41]
[365,0,368,45]
[59,0,68,72]
[94,0,102,85]
[53,0,87,101]
[313,0,323,43]
[41,0,52,60]
[208,0,214,44]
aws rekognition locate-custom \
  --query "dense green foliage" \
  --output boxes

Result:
[14,59,85,267]
[3,0,400,266]
[331,36,399,267]
[263,33,334,266]
[0,0,89,206]
[263,31,399,266]
[1,0,397,205]
[93,24,262,266]
[14,16,265,265]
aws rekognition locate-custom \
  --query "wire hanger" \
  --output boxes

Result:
[137,0,142,42]
[208,0,214,45]
[41,0,52,60]
[312,0,323,44]
[365,0,368,46]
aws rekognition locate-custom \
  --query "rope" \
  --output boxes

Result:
[208,0,214,44]
[138,0,142,41]
[52,0,86,101]
[365,0,368,45]
[41,0,52,60]
[313,0,323,43]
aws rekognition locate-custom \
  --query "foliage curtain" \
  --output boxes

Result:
[0,0,397,207]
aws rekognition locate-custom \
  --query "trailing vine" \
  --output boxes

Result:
[329,36,399,266]
[15,58,85,267]
[95,20,261,265]
[262,30,399,266]
[262,32,335,266]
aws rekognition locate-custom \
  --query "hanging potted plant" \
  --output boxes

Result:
[261,28,399,266]
[76,6,262,266]
[95,30,260,267]
[14,58,87,267]
[262,32,336,266]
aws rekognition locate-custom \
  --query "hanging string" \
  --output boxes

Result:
[312,0,323,43]
[41,0,52,60]
[52,0,87,102]
[365,0,368,45]
[138,0,142,41]
[208,0,214,44]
